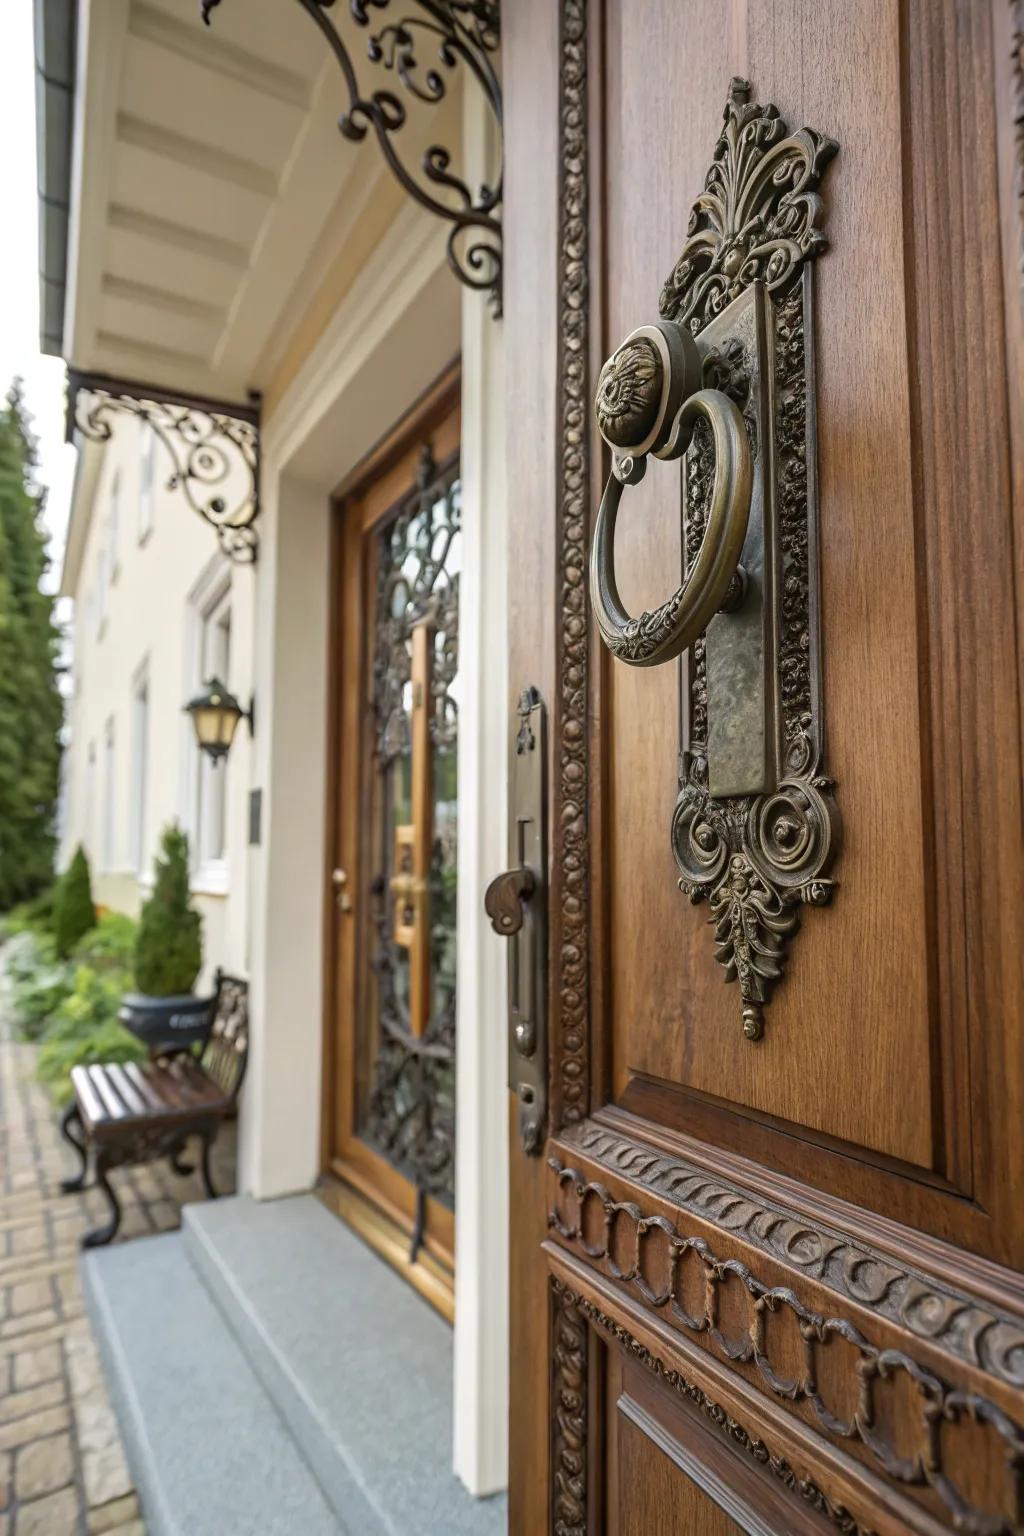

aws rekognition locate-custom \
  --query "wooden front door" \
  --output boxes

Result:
[501,5,1024,1534]
[322,371,461,1318]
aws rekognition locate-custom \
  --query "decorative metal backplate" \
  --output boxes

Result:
[667,79,840,1040]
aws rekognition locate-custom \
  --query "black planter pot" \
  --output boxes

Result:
[118,991,217,1054]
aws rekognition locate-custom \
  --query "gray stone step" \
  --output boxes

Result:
[183,1194,505,1536]
[83,1233,344,1536]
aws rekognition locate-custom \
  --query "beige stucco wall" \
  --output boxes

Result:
[61,415,254,983]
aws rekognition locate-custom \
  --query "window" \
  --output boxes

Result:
[84,741,96,858]
[96,537,109,637]
[193,583,231,887]
[139,425,156,543]
[102,717,116,872]
[109,470,121,582]
[130,666,149,877]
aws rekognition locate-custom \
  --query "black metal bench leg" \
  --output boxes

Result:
[59,1103,88,1193]
[82,1155,122,1248]
[200,1132,219,1200]
[168,1142,194,1178]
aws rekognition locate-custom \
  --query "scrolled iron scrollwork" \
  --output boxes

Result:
[202,0,503,314]
[68,370,260,563]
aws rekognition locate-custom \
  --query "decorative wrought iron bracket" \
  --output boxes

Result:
[201,0,503,316]
[65,368,261,564]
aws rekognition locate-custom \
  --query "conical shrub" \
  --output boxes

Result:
[53,845,96,958]
[133,824,202,997]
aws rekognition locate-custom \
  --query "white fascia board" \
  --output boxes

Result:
[63,0,129,367]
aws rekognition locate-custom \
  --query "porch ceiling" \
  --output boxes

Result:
[63,0,436,405]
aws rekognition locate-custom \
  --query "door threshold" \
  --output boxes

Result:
[316,1173,455,1323]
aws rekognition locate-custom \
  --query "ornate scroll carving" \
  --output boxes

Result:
[551,1278,870,1536]
[669,85,840,1038]
[1013,2,1024,303]
[550,1158,1024,1535]
[67,370,260,563]
[566,1120,1024,1392]
[659,77,837,336]
[553,0,591,1129]
[551,1278,587,1536]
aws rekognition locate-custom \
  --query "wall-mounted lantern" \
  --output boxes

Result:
[184,677,254,765]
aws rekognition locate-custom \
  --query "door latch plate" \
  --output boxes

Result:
[484,686,547,1152]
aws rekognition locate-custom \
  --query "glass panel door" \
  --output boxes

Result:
[360,446,461,1205]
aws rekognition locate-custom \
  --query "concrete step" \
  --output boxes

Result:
[83,1233,344,1536]
[183,1193,506,1536]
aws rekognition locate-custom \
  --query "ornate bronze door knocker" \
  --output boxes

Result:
[590,79,841,1040]
[592,324,751,667]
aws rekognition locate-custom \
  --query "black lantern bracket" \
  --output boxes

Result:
[66,368,262,564]
[201,0,503,316]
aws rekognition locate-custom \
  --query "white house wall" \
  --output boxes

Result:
[60,415,254,983]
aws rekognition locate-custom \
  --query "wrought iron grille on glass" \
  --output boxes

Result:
[360,445,460,1204]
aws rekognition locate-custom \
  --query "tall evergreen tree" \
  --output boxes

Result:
[0,381,63,909]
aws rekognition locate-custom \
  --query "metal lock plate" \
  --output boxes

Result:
[484,687,548,1153]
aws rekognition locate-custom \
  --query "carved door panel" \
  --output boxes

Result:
[322,373,461,1319]
[502,4,1024,1534]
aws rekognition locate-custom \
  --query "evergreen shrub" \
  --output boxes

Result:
[53,846,96,958]
[134,824,202,996]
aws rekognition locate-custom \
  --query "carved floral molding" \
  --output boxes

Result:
[564,1121,1024,1392]
[551,1277,872,1536]
[549,1152,1024,1536]
[553,0,591,1129]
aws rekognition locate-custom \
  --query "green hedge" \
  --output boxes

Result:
[4,930,73,1041]
[4,911,144,1100]
[0,885,57,939]
[37,965,145,1107]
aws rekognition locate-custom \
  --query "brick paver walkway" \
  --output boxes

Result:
[0,980,236,1535]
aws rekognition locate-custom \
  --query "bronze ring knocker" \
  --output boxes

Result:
[590,320,752,668]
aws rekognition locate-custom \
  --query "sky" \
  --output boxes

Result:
[1,2,78,597]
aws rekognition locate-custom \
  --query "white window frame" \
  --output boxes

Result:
[96,536,109,639]
[101,716,116,873]
[138,423,156,544]
[84,740,97,863]
[130,659,150,879]
[183,556,232,896]
[109,469,121,583]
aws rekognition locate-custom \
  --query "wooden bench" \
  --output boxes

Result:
[58,972,248,1248]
